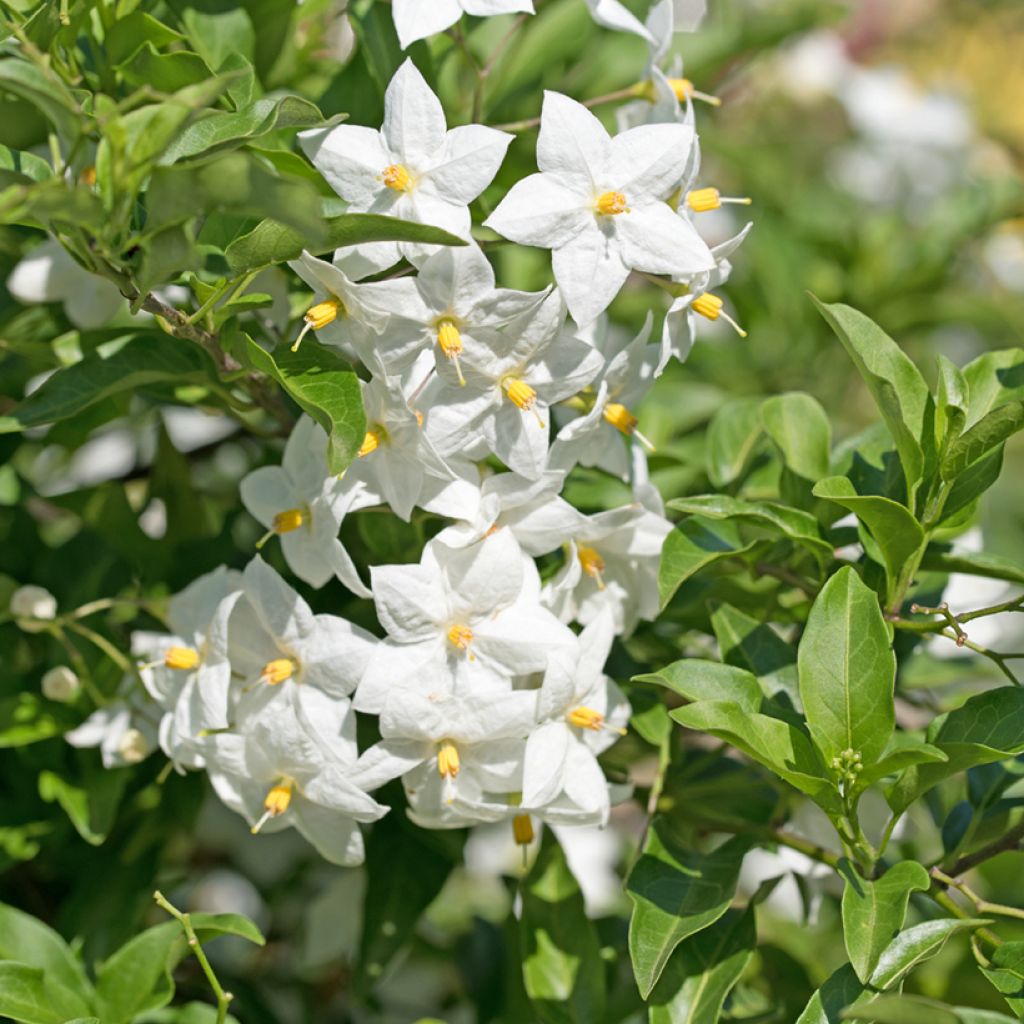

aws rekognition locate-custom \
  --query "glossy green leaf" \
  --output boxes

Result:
[979,940,1024,1017]
[797,566,896,768]
[868,918,990,990]
[37,769,128,846]
[0,963,93,1024]
[851,741,947,792]
[840,860,930,982]
[842,994,967,1024]
[941,400,1024,479]
[636,659,763,712]
[0,335,217,433]
[935,354,968,453]
[920,545,1024,585]
[0,145,51,183]
[812,297,933,504]
[104,11,184,65]
[761,391,831,480]
[118,43,212,93]
[710,603,800,707]
[795,963,867,1024]
[706,397,763,488]
[626,824,749,999]
[0,904,92,1002]
[962,348,1024,425]
[520,832,606,1024]
[658,516,753,608]
[647,905,755,1024]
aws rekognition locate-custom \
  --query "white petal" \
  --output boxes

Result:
[617,203,714,276]
[370,562,447,642]
[484,173,591,249]
[585,0,655,43]
[292,802,367,865]
[242,555,316,645]
[551,225,630,327]
[383,59,447,164]
[427,124,513,205]
[298,124,391,206]
[536,91,611,189]
[522,722,571,807]
[609,123,696,202]
[391,0,463,49]
[240,466,295,529]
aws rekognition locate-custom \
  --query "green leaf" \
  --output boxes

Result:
[118,43,212,93]
[520,831,606,1024]
[179,5,255,71]
[935,355,968,454]
[0,694,62,747]
[842,994,966,1024]
[761,392,831,480]
[920,545,1024,586]
[811,297,933,506]
[104,11,184,65]
[647,905,755,1024]
[710,603,800,708]
[223,212,467,272]
[160,96,330,164]
[0,962,93,1024]
[797,566,896,768]
[795,962,866,1023]
[0,904,92,1001]
[626,823,749,999]
[840,860,930,983]
[227,332,365,475]
[868,918,990,990]
[941,400,1024,479]
[940,446,1004,524]
[980,941,1024,1017]
[706,397,763,488]
[658,516,753,608]
[0,144,52,183]
[0,335,217,433]
[0,60,81,144]
[37,768,128,846]
[636,660,763,712]
[852,741,947,792]
[670,701,835,805]
[962,348,1024,425]
[812,476,925,599]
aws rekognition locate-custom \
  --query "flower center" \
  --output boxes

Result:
[503,377,537,410]
[252,780,294,833]
[577,546,606,590]
[447,624,474,651]
[512,813,535,847]
[437,319,467,386]
[261,658,295,686]
[691,292,748,337]
[358,427,385,458]
[686,187,752,213]
[667,77,721,107]
[596,190,628,216]
[603,402,638,436]
[382,164,412,192]
[567,706,604,730]
[293,298,343,352]
[163,645,200,671]
[273,508,305,534]
[437,740,460,779]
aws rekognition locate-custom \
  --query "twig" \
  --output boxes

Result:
[949,819,1024,876]
[491,85,642,132]
[932,868,1024,922]
[154,891,234,1024]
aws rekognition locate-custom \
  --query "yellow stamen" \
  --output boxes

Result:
[596,190,629,216]
[274,508,304,533]
[668,77,721,106]
[691,292,748,338]
[358,429,382,458]
[80,166,97,186]
[603,402,656,453]
[382,163,412,192]
[437,319,466,386]
[578,546,606,591]
[251,781,294,834]
[567,705,628,735]
[437,740,460,779]
[686,187,752,213]
[513,813,535,847]
[164,646,200,671]
[447,624,474,651]
[261,658,294,686]
[503,377,546,428]
[293,298,342,352]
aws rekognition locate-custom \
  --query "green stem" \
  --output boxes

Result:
[64,620,133,677]
[491,84,644,132]
[154,891,233,1024]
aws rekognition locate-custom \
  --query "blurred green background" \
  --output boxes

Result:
[1,0,1022,1020]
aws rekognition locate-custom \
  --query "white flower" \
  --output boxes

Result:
[7,239,124,330]
[10,584,57,628]
[355,528,577,713]
[485,91,713,326]
[392,0,534,51]
[658,221,752,374]
[204,686,386,866]
[240,415,372,596]
[544,503,672,634]
[66,681,158,768]
[339,370,477,523]
[550,312,659,479]
[299,60,512,256]
[357,244,549,384]
[42,666,80,703]
[583,0,655,44]
[523,609,629,822]
[420,290,603,480]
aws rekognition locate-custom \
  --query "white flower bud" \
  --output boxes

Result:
[41,666,80,703]
[117,727,149,765]
[9,585,58,631]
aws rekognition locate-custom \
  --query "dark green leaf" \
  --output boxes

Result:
[37,768,128,846]
[0,904,92,1001]
[0,694,63,747]
[942,401,1024,479]
[935,355,968,453]
[920,545,1024,586]
[658,516,753,608]
[980,941,1024,1017]
[0,963,93,1024]
[868,918,990,990]
[104,11,184,65]
[795,962,866,1023]
[710,602,800,707]
[118,43,212,93]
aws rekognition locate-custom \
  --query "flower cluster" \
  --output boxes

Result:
[68,3,750,865]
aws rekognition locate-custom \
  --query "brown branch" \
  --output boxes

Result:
[950,820,1024,876]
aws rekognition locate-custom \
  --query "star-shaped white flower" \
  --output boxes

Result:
[392,0,535,51]
[299,60,513,257]
[240,415,372,596]
[66,679,159,768]
[420,290,603,479]
[485,91,714,326]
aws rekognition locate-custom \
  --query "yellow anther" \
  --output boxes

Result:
[504,377,537,410]
[686,187,753,213]
[596,190,629,216]
[603,402,638,436]
[80,166,97,186]
[293,298,342,352]
[437,319,467,386]
[567,706,605,730]
[578,546,606,591]
[164,646,201,671]
[358,429,383,458]
[261,658,294,686]
[437,740,461,779]
[513,813,535,847]
[667,77,722,107]
[382,164,412,192]
[252,781,294,833]
[691,292,748,338]
[447,624,474,651]
[273,508,304,534]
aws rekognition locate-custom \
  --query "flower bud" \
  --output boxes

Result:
[117,728,150,765]
[41,666,80,703]
[10,585,58,630]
